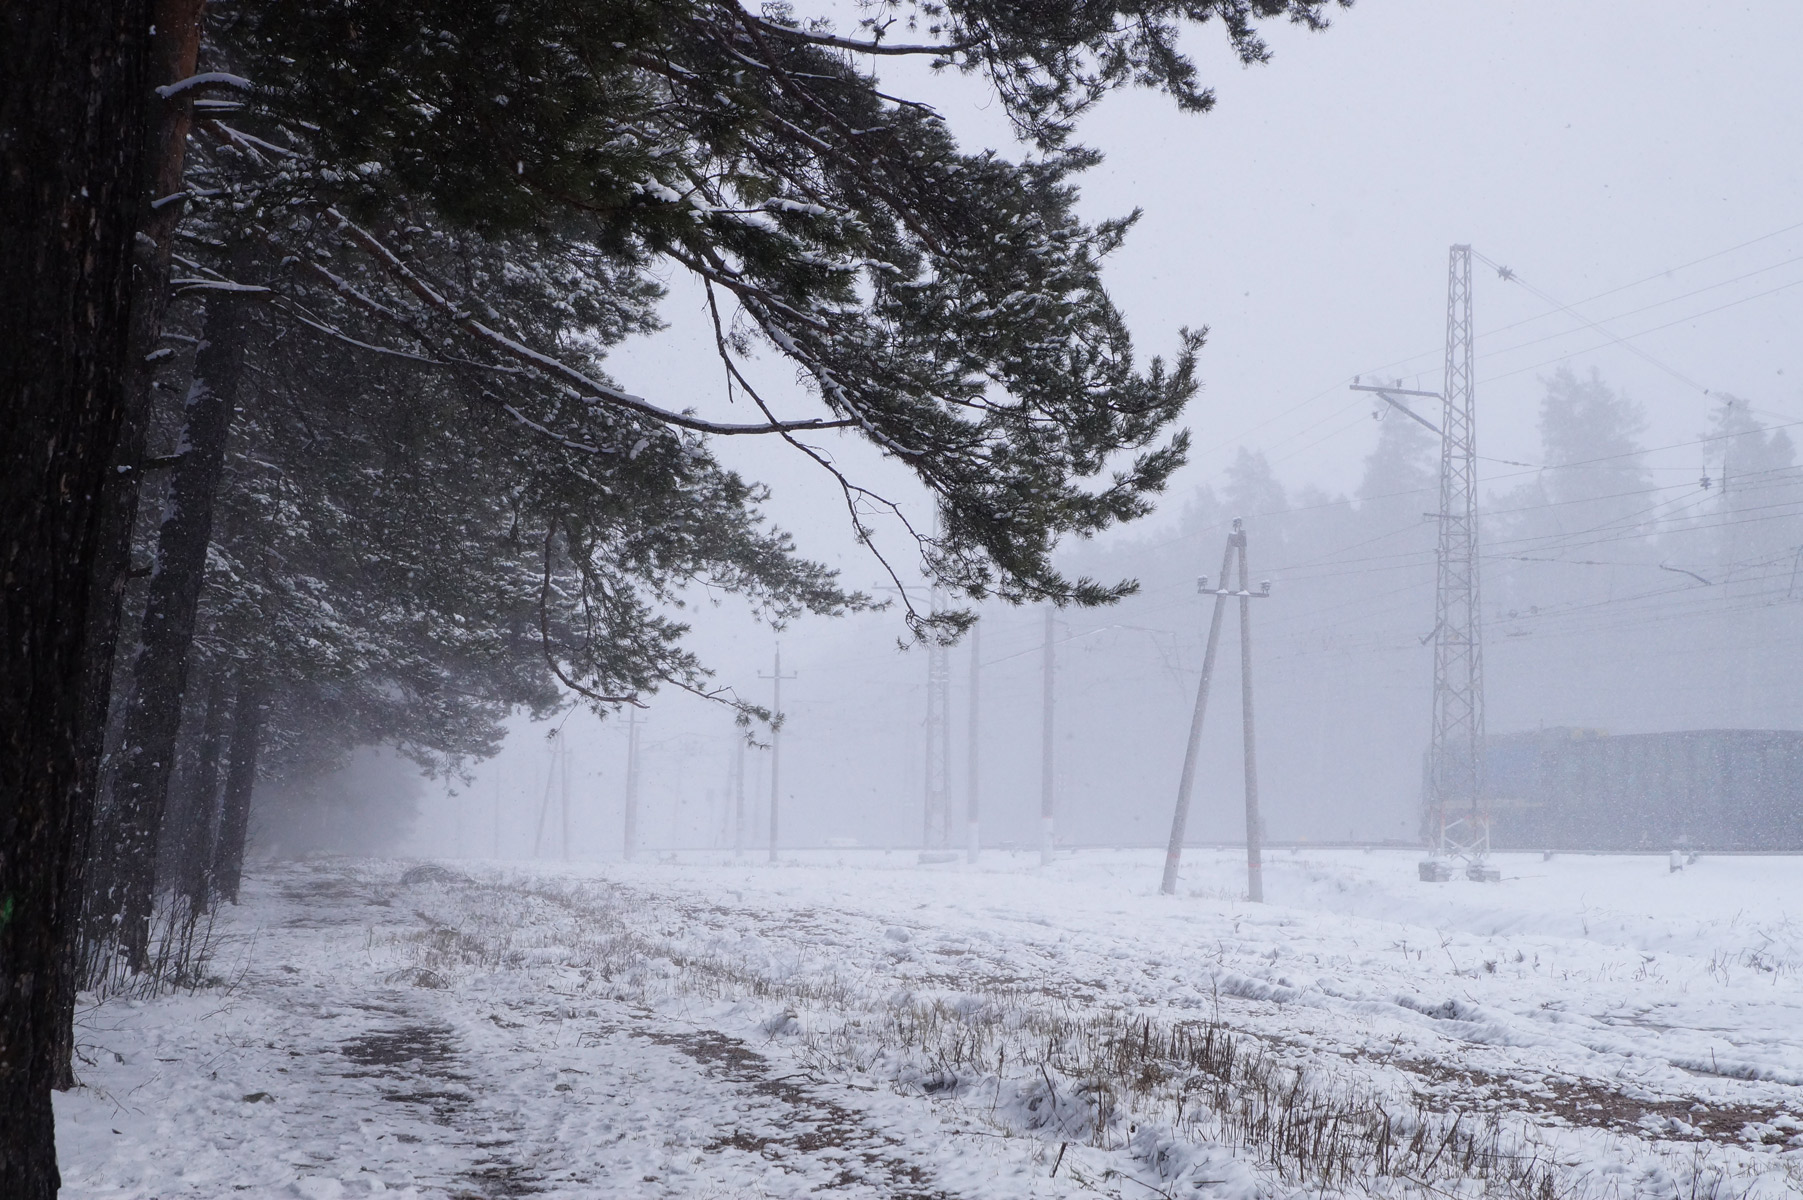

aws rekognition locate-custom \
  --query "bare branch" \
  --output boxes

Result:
[748,15,975,58]
[539,527,644,707]
[703,280,927,631]
[327,208,860,437]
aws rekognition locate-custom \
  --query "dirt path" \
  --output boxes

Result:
[59,861,990,1199]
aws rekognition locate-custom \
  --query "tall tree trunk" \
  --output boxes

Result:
[94,0,209,780]
[213,677,265,906]
[55,0,209,1096]
[173,670,228,912]
[105,273,250,972]
[0,1,157,1194]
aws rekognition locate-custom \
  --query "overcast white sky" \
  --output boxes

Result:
[616,1,1803,574]
[403,1,1803,857]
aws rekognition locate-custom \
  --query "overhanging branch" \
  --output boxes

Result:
[328,208,859,438]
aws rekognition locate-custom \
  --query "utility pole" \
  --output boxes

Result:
[491,771,501,859]
[1160,519,1271,897]
[1350,244,1490,882]
[1039,605,1056,866]
[1235,524,1265,902]
[760,646,797,863]
[965,620,981,864]
[560,729,572,862]
[1161,534,1236,894]
[732,736,747,856]
[622,708,641,861]
[922,588,952,854]
[531,730,560,858]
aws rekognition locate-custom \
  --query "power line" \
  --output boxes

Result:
[1477,276,1803,389]
[1473,248,1714,395]
[1354,217,1803,381]
[1476,253,1803,366]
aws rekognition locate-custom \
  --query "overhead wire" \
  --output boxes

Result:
[1354,216,1803,381]
[1474,252,1803,366]
[1478,275,1803,389]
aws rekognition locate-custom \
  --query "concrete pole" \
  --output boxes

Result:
[763,646,795,863]
[966,621,981,864]
[1238,534,1265,903]
[1040,606,1056,866]
[1160,536,1238,895]
[732,737,746,856]
[623,708,640,862]
[560,732,572,862]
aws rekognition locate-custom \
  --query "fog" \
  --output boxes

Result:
[276,0,1803,861]
[38,2,1803,1194]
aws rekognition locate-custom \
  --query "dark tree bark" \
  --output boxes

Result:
[91,0,210,776]
[0,1,157,1194]
[55,0,209,1099]
[102,275,250,971]
[212,677,265,906]
[172,670,229,911]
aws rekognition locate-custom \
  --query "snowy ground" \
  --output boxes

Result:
[55,848,1803,1198]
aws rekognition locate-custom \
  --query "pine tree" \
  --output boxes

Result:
[205,0,1344,615]
[1,3,158,1192]
[10,4,1350,1185]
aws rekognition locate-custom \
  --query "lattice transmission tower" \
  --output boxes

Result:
[1351,245,1490,879]
[1427,244,1489,871]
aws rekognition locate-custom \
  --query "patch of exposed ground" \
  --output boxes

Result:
[1399,1056,1803,1147]
[638,1024,955,1199]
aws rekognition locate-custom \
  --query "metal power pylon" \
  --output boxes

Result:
[1351,244,1491,880]
[922,587,952,853]
[1428,244,1490,875]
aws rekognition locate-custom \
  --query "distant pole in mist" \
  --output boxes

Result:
[966,621,981,864]
[1039,605,1056,866]
[1160,535,1237,895]
[1160,518,1271,899]
[923,587,952,852]
[560,731,572,861]
[732,736,747,856]
[491,771,501,859]
[531,731,560,858]
[1236,524,1265,903]
[760,645,797,863]
[623,708,641,861]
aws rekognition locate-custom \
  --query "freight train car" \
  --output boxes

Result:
[1482,728,1803,851]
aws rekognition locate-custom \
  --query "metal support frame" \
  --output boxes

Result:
[1349,246,1490,878]
[1430,245,1489,869]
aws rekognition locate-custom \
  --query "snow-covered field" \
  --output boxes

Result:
[55,848,1803,1197]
